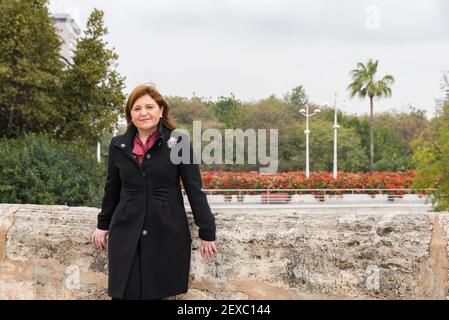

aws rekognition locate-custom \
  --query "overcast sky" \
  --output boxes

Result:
[49,0,449,118]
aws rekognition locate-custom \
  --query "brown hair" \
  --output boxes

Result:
[124,83,177,130]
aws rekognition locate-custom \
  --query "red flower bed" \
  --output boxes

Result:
[201,170,417,191]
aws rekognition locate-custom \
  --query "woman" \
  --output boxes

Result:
[91,84,218,300]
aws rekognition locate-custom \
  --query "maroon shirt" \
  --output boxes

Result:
[132,130,158,165]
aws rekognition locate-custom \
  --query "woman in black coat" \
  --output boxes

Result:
[91,84,218,300]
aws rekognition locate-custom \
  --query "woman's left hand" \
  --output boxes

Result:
[200,239,218,262]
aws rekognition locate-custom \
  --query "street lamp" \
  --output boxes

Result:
[299,104,321,178]
[332,94,345,179]
[97,141,101,163]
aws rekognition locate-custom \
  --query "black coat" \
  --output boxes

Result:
[96,121,216,299]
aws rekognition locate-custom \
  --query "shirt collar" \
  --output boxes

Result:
[135,129,158,146]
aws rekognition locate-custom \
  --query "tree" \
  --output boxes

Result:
[283,85,309,108]
[412,105,449,211]
[285,120,368,172]
[167,96,221,132]
[412,76,449,210]
[210,93,240,128]
[0,133,105,206]
[234,96,298,172]
[0,0,64,137]
[347,58,395,172]
[58,9,125,145]
[374,121,411,171]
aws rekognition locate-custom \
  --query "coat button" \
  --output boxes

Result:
[146,154,151,159]
[142,171,146,176]
[120,143,126,148]
[141,229,148,236]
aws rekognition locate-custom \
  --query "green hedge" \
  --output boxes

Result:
[0,133,106,207]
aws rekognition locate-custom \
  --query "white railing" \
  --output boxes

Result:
[181,188,435,208]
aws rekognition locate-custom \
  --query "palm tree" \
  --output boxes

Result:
[347,58,395,173]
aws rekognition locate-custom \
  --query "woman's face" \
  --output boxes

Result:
[130,94,163,132]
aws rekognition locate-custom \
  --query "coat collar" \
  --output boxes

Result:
[113,120,171,154]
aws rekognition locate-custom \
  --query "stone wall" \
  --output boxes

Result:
[0,204,448,300]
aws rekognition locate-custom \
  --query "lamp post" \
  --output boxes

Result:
[332,94,343,178]
[299,104,321,178]
[97,141,101,163]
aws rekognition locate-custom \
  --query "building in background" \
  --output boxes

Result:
[436,73,449,113]
[435,97,449,113]
[51,13,81,65]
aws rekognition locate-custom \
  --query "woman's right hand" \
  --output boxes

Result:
[91,228,109,250]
